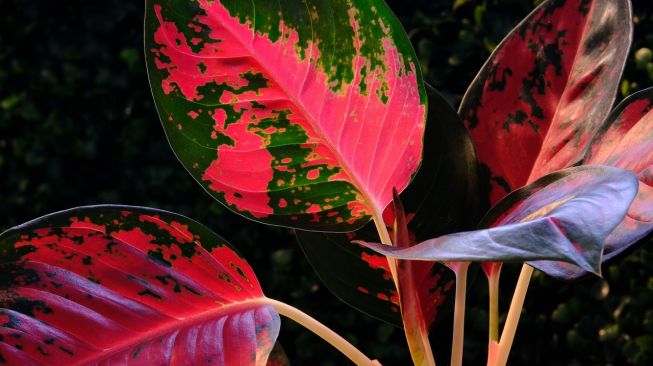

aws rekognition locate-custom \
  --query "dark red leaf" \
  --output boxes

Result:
[460,0,632,205]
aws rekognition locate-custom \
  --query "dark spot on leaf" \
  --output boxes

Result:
[138,289,162,300]
[198,62,207,74]
[231,264,248,281]
[492,176,512,195]
[488,67,513,91]
[584,20,615,55]
[147,248,172,267]
[133,344,144,359]
[578,0,591,15]
[105,241,117,254]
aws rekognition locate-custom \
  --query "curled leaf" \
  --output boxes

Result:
[358,166,638,276]
[549,87,653,280]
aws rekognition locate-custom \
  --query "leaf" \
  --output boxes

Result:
[297,87,477,328]
[145,0,427,231]
[548,87,653,280]
[391,190,435,366]
[358,166,638,276]
[0,206,279,365]
[266,343,291,366]
[459,0,632,206]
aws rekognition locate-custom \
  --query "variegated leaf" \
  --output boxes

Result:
[297,87,477,328]
[145,0,426,231]
[0,206,279,365]
[460,0,632,205]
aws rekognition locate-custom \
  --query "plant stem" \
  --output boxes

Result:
[267,298,377,365]
[488,270,501,342]
[372,212,399,288]
[495,264,534,366]
[372,213,436,366]
[451,262,470,366]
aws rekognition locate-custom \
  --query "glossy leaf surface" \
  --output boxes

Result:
[0,206,279,365]
[460,0,632,205]
[548,87,653,279]
[359,166,638,276]
[297,87,477,328]
[145,0,426,231]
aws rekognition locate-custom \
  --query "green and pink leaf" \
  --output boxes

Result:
[146,0,426,231]
[297,87,477,328]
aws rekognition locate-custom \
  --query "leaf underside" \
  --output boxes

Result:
[145,0,427,231]
[297,87,477,328]
[359,166,638,277]
[0,206,279,365]
[459,0,632,206]
[549,87,653,280]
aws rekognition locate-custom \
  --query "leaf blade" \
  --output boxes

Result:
[547,87,653,280]
[358,166,638,275]
[460,0,632,205]
[297,87,477,328]
[0,206,279,365]
[145,0,427,231]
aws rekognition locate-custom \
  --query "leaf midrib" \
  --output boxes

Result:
[77,297,273,365]
[207,1,384,216]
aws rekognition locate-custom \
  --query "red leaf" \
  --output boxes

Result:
[0,206,279,365]
[391,191,435,365]
[460,0,632,205]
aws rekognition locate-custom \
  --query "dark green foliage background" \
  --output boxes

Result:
[1,0,653,364]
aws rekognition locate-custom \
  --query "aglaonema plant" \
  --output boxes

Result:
[2,0,653,365]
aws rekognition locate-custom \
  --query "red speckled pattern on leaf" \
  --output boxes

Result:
[460,0,632,205]
[0,206,279,365]
[146,0,426,231]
